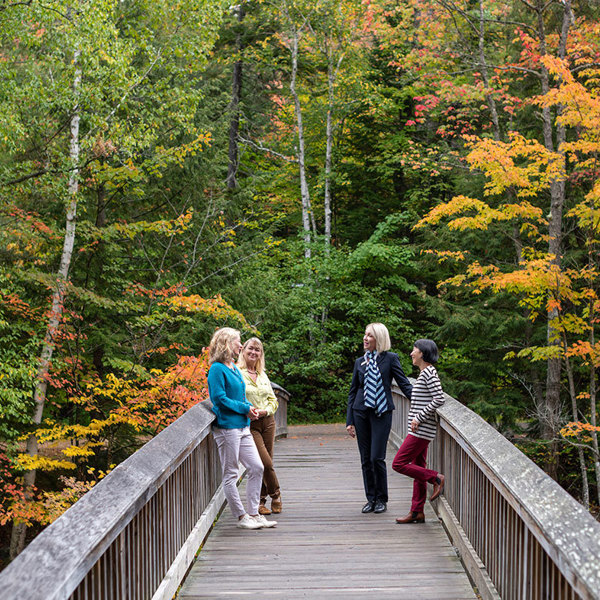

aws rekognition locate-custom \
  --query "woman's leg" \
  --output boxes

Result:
[370,410,393,503]
[251,416,280,502]
[262,415,280,498]
[410,441,430,513]
[353,409,375,502]
[213,427,246,518]
[250,420,269,505]
[238,427,264,516]
[392,434,438,512]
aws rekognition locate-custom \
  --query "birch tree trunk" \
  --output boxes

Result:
[478,0,500,142]
[289,22,314,258]
[226,3,245,190]
[324,49,344,252]
[10,48,82,559]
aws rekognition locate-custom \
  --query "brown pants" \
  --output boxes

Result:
[250,415,280,501]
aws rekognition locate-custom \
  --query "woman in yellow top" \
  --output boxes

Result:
[237,337,282,515]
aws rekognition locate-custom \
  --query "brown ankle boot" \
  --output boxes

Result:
[258,500,271,515]
[271,495,282,514]
[395,511,425,524]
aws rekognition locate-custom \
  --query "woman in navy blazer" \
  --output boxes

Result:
[346,323,413,514]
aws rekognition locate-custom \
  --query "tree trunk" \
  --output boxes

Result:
[324,49,344,252]
[563,333,590,509]
[478,0,500,142]
[10,48,82,559]
[589,310,600,506]
[289,24,313,258]
[226,4,245,190]
[535,0,572,475]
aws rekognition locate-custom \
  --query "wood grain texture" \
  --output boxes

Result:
[178,424,477,600]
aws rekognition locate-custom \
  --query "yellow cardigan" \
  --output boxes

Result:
[239,368,279,416]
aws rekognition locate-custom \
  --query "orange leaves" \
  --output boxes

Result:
[0,292,39,321]
[136,353,211,430]
[165,293,256,332]
[535,57,600,167]
[565,341,600,367]
[561,421,600,443]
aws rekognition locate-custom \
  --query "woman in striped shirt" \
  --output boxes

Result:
[392,339,445,524]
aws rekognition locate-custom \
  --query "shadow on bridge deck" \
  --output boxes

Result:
[177,424,477,600]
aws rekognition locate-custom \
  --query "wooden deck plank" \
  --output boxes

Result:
[178,425,477,600]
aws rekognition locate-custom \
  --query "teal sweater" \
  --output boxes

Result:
[207,362,251,429]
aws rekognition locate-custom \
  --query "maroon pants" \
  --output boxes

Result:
[392,434,439,512]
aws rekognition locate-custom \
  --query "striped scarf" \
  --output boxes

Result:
[364,351,386,416]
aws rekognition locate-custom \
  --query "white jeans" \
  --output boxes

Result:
[213,426,264,519]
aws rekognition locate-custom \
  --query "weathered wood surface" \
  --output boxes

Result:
[178,424,476,600]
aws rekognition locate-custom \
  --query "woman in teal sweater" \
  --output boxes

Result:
[207,327,276,530]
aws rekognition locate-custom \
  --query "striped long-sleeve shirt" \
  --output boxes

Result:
[407,365,445,441]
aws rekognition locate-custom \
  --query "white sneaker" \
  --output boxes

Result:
[237,514,263,529]
[253,514,277,528]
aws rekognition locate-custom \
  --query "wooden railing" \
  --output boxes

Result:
[390,384,600,600]
[0,386,290,600]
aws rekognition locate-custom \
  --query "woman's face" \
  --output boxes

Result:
[243,342,262,366]
[363,329,377,352]
[231,335,243,360]
[410,346,424,366]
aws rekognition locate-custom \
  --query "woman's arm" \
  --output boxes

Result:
[391,354,413,399]
[415,369,445,423]
[207,367,252,415]
[346,361,360,428]
[261,372,279,416]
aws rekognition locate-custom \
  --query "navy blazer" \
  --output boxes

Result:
[346,351,413,426]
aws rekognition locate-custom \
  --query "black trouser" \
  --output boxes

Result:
[353,408,393,503]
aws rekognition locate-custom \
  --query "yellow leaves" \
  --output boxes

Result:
[61,442,105,458]
[416,195,491,229]
[550,313,591,336]
[535,56,600,157]
[164,293,256,332]
[113,210,194,239]
[508,345,562,362]
[422,249,467,263]
[416,195,544,233]
[465,132,564,198]
[567,184,600,230]
[15,454,76,472]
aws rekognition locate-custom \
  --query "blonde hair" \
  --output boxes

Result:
[209,327,241,365]
[237,337,266,374]
[366,322,391,352]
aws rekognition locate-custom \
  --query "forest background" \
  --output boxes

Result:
[1,0,600,564]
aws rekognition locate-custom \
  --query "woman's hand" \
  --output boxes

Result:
[346,425,356,438]
[257,409,268,418]
[410,418,420,433]
[248,407,260,420]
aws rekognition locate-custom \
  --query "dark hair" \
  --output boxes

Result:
[414,339,439,364]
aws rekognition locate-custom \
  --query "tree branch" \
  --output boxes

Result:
[238,135,298,163]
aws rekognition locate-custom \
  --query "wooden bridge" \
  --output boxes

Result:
[1,384,600,600]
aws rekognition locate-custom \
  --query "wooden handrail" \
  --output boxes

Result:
[391,384,600,600]
[0,387,290,600]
